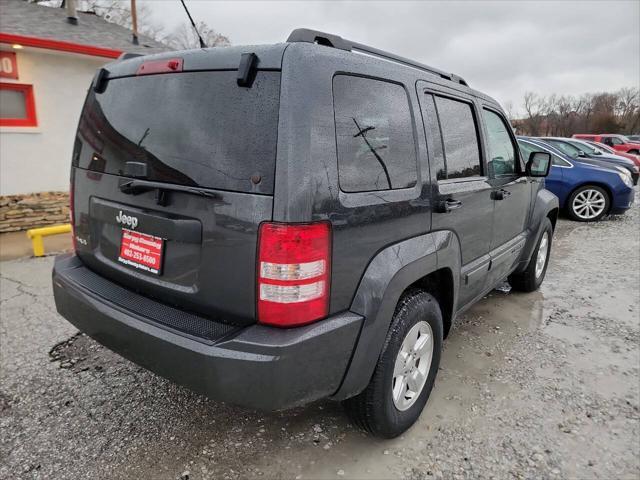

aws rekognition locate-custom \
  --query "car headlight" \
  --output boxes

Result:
[617,170,633,187]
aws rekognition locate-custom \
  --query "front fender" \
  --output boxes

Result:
[331,230,461,400]
[515,186,559,273]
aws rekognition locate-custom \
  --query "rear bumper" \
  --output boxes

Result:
[52,254,363,410]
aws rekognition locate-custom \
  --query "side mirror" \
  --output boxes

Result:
[526,151,551,177]
[577,151,587,157]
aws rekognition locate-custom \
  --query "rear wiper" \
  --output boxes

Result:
[119,179,219,205]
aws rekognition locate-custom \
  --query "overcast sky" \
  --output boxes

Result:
[142,0,639,115]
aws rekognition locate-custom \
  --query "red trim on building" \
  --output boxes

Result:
[0,33,122,59]
[0,82,38,127]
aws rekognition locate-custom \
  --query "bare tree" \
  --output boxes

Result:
[29,0,231,48]
[166,21,231,50]
[616,87,640,134]
[522,92,547,136]
[81,0,166,41]
[516,88,639,136]
[503,100,515,123]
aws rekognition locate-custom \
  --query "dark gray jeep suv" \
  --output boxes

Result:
[53,29,558,438]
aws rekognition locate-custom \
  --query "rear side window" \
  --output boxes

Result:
[434,96,482,179]
[333,75,417,192]
[75,71,280,194]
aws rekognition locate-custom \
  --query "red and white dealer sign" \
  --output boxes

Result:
[118,229,164,275]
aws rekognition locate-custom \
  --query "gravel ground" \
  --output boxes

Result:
[1,197,639,480]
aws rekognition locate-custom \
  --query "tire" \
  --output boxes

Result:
[628,149,639,155]
[566,185,610,222]
[342,289,443,438]
[509,217,553,292]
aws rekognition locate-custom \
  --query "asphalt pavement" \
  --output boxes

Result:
[1,198,638,479]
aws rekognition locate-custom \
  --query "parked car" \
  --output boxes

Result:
[565,138,640,177]
[572,134,640,155]
[628,135,640,142]
[519,138,634,221]
[52,28,558,438]
[540,137,639,184]
[585,140,640,167]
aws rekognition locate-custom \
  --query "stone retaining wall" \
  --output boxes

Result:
[0,192,70,233]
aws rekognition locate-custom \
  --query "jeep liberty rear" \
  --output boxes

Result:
[53,29,558,438]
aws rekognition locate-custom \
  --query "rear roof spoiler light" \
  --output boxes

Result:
[136,58,184,76]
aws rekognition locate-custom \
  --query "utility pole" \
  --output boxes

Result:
[66,0,78,25]
[131,0,139,45]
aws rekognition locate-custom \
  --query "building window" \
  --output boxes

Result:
[0,82,37,127]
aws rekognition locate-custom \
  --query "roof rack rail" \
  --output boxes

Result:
[118,52,143,60]
[286,28,468,87]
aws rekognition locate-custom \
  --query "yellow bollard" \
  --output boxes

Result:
[26,224,72,257]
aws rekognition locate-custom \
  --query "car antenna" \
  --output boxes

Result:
[179,0,207,48]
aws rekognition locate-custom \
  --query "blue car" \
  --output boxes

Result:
[518,137,635,221]
[539,136,639,185]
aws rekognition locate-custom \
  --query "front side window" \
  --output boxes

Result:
[333,75,417,192]
[568,140,599,155]
[434,96,481,179]
[518,140,568,167]
[483,109,517,176]
[610,137,623,145]
[546,139,581,158]
[594,142,614,153]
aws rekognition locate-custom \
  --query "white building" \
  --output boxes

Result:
[0,0,167,231]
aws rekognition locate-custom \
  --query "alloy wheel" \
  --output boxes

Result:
[535,232,549,278]
[572,188,606,220]
[392,321,433,411]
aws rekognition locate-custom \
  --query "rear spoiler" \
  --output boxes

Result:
[92,51,261,93]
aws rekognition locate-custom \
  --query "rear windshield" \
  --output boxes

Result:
[74,70,280,194]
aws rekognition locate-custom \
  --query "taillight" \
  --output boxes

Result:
[69,179,76,252]
[257,222,331,327]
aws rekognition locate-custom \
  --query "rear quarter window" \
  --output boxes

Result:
[333,75,417,193]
